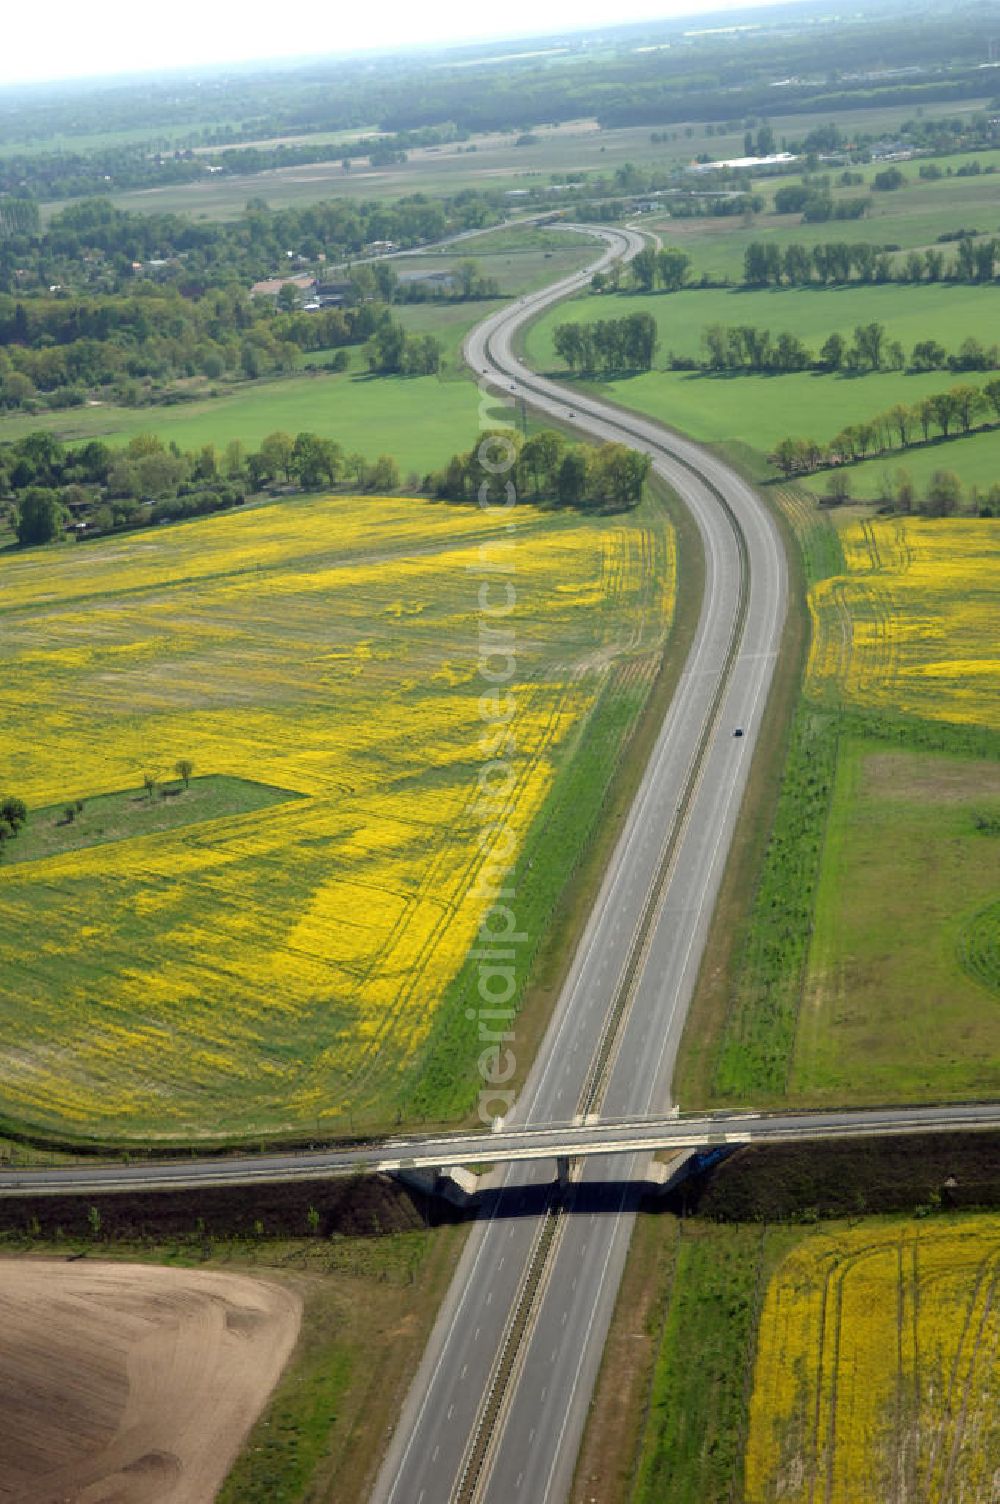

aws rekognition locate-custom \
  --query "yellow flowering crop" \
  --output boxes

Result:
[808,518,1000,730]
[0,493,673,1139]
[745,1216,1000,1504]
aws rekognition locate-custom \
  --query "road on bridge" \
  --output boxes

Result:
[3,1101,997,1198]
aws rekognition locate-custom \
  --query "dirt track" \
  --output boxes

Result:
[0,1258,302,1503]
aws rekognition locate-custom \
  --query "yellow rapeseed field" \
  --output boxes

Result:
[808,518,1000,730]
[0,494,673,1138]
[745,1216,1000,1504]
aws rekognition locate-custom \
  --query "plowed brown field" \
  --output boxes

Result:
[0,1258,301,1502]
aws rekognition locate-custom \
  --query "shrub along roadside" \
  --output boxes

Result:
[424,426,651,511]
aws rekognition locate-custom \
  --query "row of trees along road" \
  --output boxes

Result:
[426,428,651,511]
[552,313,658,373]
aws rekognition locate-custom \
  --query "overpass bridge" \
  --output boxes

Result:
[1,1101,996,1199]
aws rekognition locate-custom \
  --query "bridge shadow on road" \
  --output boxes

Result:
[452,1177,654,1225]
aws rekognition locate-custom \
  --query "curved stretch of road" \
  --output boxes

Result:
[366,225,789,1504]
[0,229,991,1498]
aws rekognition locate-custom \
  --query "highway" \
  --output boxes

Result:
[3,227,985,1501]
[368,223,790,1504]
[2,1102,997,1197]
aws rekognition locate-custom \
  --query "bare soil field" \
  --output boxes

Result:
[0,1259,301,1503]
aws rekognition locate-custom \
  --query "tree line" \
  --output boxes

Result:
[769,379,1000,483]
[4,421,653,551]
[425,429,651,512]
[3,428,405,547]
[825,464,990,516]
[552,314,658,374]
[693,321,999,377]
[627,247,692,293]
[743,235,999,287]
[0,122,468,205]
[771,182,869,223]
[600,233,1000,304]
[0,290,387,410]
[3,5,994,151]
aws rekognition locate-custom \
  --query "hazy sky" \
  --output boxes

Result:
[1,0,796,87]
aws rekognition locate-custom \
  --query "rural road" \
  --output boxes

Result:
[367,223,790,1504]
[1,1102,996,1196]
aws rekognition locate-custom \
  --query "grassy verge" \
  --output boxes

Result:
[672,486,810,1109]
[216,1224,464,1503]
[575,1216,801,1504]
[630,1221,793,1504]
[707,706,841,1102]
[406,478,704,1122]
[1,775,301,867]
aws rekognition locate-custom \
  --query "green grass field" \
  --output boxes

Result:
[0,364,499,474]
[790,740,1000,1103]
[1,776,301,868]
[530,281,1000,367]
[525,282,1000,498]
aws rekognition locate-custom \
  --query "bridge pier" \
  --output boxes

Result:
[556,1155,571,1188]
[393,1166,480,1207]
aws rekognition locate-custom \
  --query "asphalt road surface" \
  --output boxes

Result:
[366,224,789,1504]
[1,228,993,1501]
[3,1101,997,1197]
